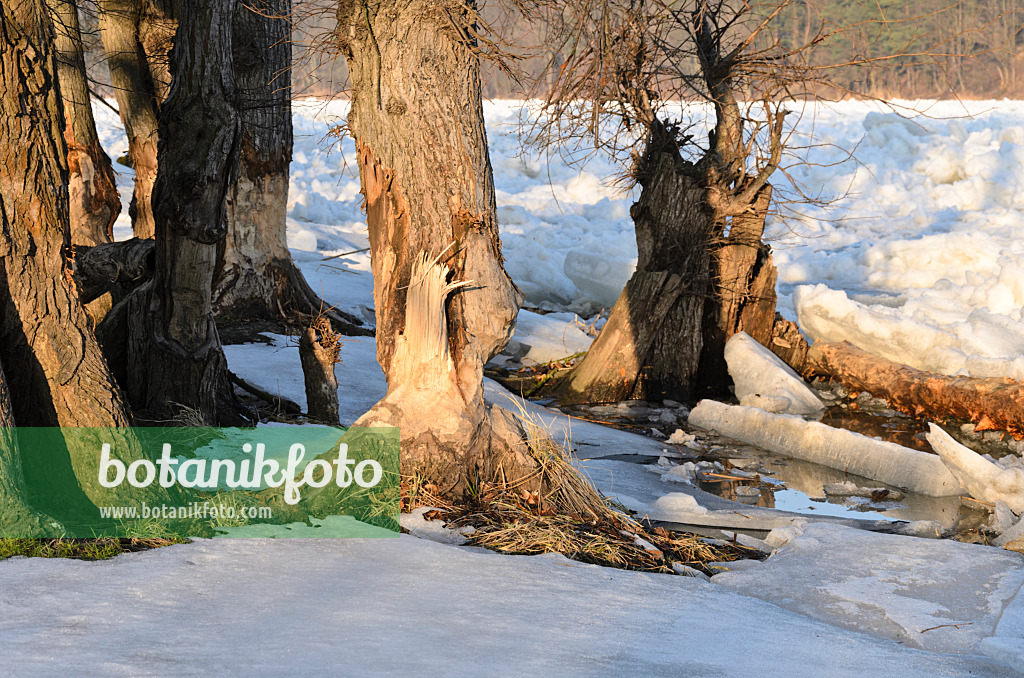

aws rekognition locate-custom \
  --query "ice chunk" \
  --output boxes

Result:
[688,400,963,497]
[927,423,1024,514]
[666,429,696,445]
[725,332,824,416]
[654,492,709,515]
[715,522,1024,654]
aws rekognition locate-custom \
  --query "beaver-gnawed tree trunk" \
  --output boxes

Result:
[116,0,247,425]
[337,0,538,494]
[98,0,162,238]
[214,0,365,335]
[50,0,120,247]
[543,121,715,405]
[540,3,783,405]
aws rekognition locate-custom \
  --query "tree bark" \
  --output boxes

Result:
[214,0,366,335]
[695,185,778,396]
[536,4,783,406]
[0,357,59,537]
[338,0,536,494]
[0,0,134,430]
[544,122,714,404]
[74,237,155,304]
[50,0,120,247]
[98,0,161,238]
[299,322,339,423]
[799,341,1024,439]
[0,0,185,519]
[138,0,176,101]
[119,0,247,425]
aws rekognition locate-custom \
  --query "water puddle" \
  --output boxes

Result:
[561,399,998,540]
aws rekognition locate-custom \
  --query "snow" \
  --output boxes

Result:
[75,98,1024,674]
[1,534,1020,677]
[928,424,1024,515]
[716,522,1024,655]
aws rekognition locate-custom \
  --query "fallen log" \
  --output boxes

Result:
[769,316,1024,438]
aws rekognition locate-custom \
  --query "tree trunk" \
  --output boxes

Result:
[538,5,783,406]
[50,0,120,247]
[0,358,59,537]
[119,0,247,426]
[98,0,161,238]
[138,0,176,101]
[214,0,366,335]
[544,122,714,404]
[299,322,339,423]
[74,237,155,304]
[0,0,134,431]
[695,185,778,396]
[0,0,184,519]
[337,0,536,494]
[798,340,1024,439]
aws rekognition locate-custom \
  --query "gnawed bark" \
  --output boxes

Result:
[696,185,778,396]
[119,0,248,425]
[339,1,536,493]
[542,123,713,405]
[299,320,339,423]
[215,0,367,336]
[802,341,1024,439]
[50,0,120,247]
[98,0,161,238]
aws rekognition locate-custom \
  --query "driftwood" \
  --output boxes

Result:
[770,317,1024,438]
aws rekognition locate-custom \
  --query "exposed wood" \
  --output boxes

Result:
[696,185,778,396]
[299,321,339,423]
[803,341,1024,439]
[339,0,537,494]
[540,121,713,405]
[214,0,368,336]
[50,0,120,247]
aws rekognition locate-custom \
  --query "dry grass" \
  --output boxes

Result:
[409,403,756,575]
[0,537,187,562]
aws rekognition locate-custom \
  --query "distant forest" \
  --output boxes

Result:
[79,0,1023,100]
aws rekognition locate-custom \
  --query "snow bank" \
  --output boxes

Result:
[688,400,963,497]
[715,522,1024,655]
[795,284,1024,381]
[725,332,824,415]
[1,535,1015,677]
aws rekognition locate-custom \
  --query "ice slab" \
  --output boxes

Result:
[688,400,964,497]
[725,332,824,415]
[715,522,1024,655]
[928,424,1024,515]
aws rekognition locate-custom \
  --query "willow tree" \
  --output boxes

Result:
[98,0,164,238]
[214,0,366,334]
[1,0,174,519]
[113,0,246,425]
[528,0,831,403]
[50,0,120,247]
[336,0,539,492]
